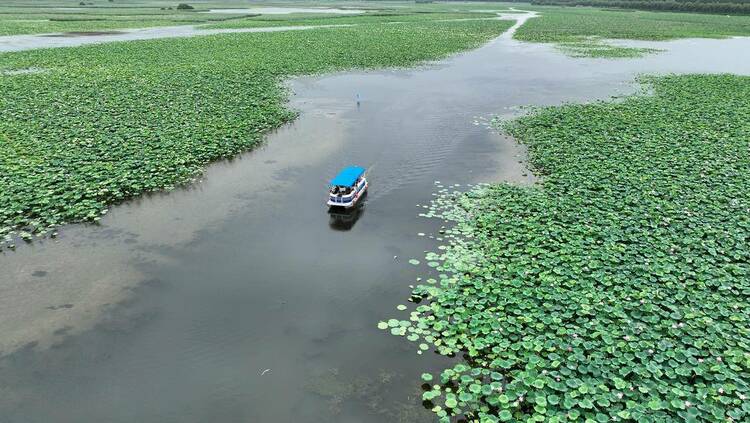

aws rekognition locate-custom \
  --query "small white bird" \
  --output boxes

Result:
[260,369,271,376]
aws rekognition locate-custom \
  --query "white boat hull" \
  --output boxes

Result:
[327,179,368,208]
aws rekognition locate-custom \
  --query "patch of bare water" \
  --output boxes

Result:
[608,36,750,70]
[1,66,45,75]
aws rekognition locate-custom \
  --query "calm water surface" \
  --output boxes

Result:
[1,21,750,422]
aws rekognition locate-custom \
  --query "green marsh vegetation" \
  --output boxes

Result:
[0,18,514,248]
[0,0,516,36]
[384,74,750,421]
[0,0,253,36]
[530,0,750,15]
[515,6,750,57]
[201,11,502,30]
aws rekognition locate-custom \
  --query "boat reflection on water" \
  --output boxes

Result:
[328,192,367,231]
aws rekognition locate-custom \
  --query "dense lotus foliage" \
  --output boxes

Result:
[383,75,750,421]
[532,0,750,16]
[0,4,254,36]
[514,7,750,57]
[0,19,513,248]
[0,15,204,36]
[555,40,659,59]
[516,6,750,41]
[202,11,500,29]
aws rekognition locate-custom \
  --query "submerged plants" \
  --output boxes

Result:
[382,74,750,421]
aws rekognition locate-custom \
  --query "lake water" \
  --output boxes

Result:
[1,14,750,423]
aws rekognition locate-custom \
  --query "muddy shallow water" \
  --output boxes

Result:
[1,18,750,422]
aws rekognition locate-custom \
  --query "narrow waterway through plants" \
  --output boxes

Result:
[2,18,750,422]
[0,11,520,53]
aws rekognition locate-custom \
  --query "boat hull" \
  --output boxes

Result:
[327,180,368,208]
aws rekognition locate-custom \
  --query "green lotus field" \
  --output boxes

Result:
[387,74,750,421]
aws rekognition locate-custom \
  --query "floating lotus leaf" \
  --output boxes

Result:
[387,74,750,421]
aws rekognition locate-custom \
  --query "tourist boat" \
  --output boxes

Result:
[327,166,368,208]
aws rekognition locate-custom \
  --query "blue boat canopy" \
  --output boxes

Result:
[330,166,366,187]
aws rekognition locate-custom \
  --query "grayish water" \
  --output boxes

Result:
[0,24,352,53]
[1,16,750,422]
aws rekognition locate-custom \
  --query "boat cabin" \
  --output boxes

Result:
[327,166,368,208]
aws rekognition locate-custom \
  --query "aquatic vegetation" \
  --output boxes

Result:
[0,16,192,36]
[532,0,750,15]
[383,74,750,421]
[518,6,750,41]
[202,11,500,30]
[0,0,504,36]
[0,7,243,36]
[0,18,514,248]
[556,39,661,58]
[516,7,750,57]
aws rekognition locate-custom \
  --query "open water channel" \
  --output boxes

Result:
[1,13,750,422]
